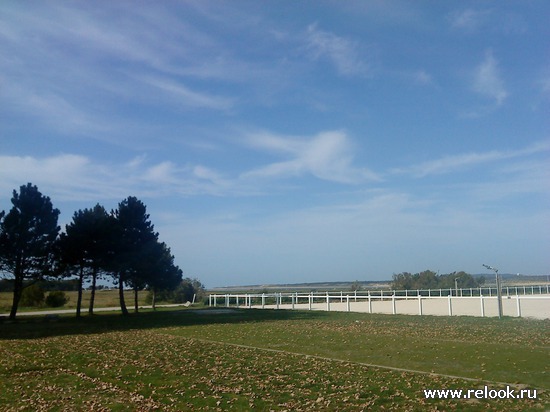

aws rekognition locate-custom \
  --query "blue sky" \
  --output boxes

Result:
[1,1,549,287]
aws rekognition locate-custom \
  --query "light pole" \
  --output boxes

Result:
[454,278,459,296]
[483,264,503,318]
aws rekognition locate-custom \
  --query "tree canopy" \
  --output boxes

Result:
[391,270,484,290]
[109,196,160,315]
[0,183,60,319]
[1,185,187,319]
[59,204,113,316]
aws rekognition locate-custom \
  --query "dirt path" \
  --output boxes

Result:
[0,303,189,318]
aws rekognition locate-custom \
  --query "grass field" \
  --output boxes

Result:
[1,308,548,411]
[0,290,152,314]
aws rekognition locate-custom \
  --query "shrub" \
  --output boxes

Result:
[20,284,45,307]
[173,281,195,303]
[45,291,69,307]
[145,278,207,305]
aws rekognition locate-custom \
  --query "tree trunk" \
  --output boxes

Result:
[134,287,139,313]
[152,289,156,311]
[88,268,97,315]
[76,265,84,318]
[9,277,23,320]
[118,272,129,316]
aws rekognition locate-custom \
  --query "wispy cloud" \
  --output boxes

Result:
[0,131,383,205]
[412,70,433,85]
[305,24,371,77]
[539,70,550,97]
[0,154,114,202]
[138,75,234,111]
[23,91,107,135]
[449,8,528,35]
[471,159,550,201]
[337,1,422,26]
[449,8,490,32]
[394,141,550,178]
[0,154,234,202]
[394,69,434,86]
[0,2,237,142]
[472,51,508,106]
[242,130,380,184]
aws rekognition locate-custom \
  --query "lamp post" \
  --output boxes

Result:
[483,264,503,318]
[454,278,459,296]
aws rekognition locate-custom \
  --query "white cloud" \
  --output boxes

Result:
[126,155,147,169]
[1,154,90,183]
[0,154,110,201]
[138,75,234,111]
[193,165,220,181]
[395,69,433,86]
[539,70,550,97]
[1,81,110,136]
[192,165,234,193]
[450,9,490,32]
[394,141,550,178]
[470,159,550,201]
[0,2,237,143]
[413,70,432,85]
[449,8,528,35]
[403,151,505,178]
[337,1,422,26]
[305,24,370,77]
[0,131,383,206]
[242,130,380,183]
[0,154,234,202]
[144,161,178,183]
[472,51,508,105]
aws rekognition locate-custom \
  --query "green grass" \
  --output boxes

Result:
[0,290,152,313]
[1,308,548,411]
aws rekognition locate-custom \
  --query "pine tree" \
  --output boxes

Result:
[0,183,60,319]
[59,204,112,317]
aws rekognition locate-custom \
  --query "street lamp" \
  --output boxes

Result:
[483,264,503,318]
[454,278,459,296]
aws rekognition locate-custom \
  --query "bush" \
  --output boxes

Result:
[145,278,207,305]
[0,279,13,292]
[45,291,69,307]
[20,284,45,307]
[173,281,195,303]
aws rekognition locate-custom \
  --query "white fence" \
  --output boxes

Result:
[209,285,550,319]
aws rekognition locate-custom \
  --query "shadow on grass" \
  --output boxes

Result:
[0,307,331,340]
